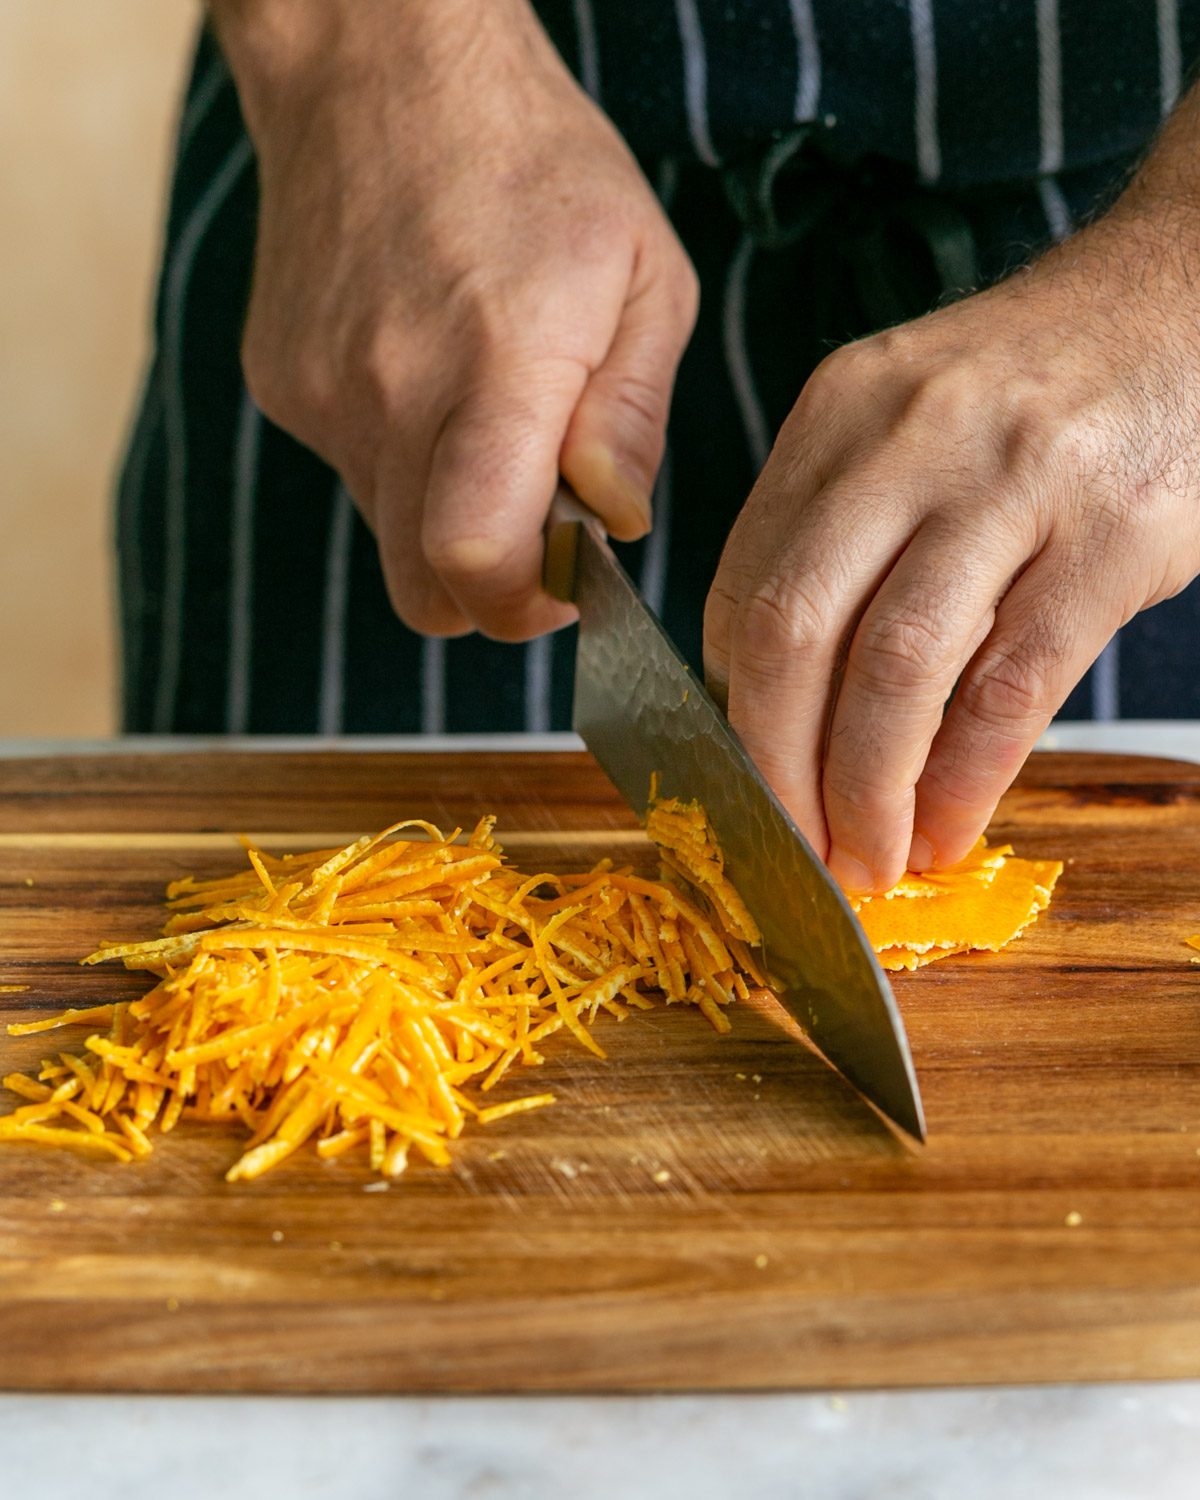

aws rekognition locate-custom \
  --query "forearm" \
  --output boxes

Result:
[1121,78,1200,221]
[1068,76,1200,306]
[203,0,689,647]
[207,0,543,146]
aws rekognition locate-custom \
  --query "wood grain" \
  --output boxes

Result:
[2,749,1200,1392]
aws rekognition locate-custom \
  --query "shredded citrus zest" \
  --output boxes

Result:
[0,798,1069,1173]
[644,791,761,946]
[0,809,767,1181]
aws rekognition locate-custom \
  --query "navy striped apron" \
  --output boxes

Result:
[118,1,1200,734]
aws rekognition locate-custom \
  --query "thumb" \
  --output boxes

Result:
[560,265,696,541]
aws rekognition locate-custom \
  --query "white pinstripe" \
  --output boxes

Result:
[224,390,262,734]
[152,134,255,733]
[639,441,674,617]
[120,54,227,728]
[318,483,355,737]
[656,155,680,207]
[1092,635,1122,722]
[421,637,447,734]
[177,55,229,160]
[723,235,771,473]
[524,634,554,734]
[116,377,162,719]
[570,0,602,101]
[1036,0,1064,175]
[1037,176,1072,242]
[909,0,941,184]
[1158,0,1183,116]
[788,0,822,121]
[636,158,683,624]
[673,0,720,167]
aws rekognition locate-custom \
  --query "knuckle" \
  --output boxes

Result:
[607,370,670,438]
[1001,406,1101,496]
[790,339,885,435]
[384,576,464,638]
[734,577,831,676]
[850,609,949,696]
[670,254,701,333]
[441,266,521,359]
[395,602,459,637]
[358,325,416,415]
[823,755,898,823]
[566,196,636,259]
[794,348,854,418]
[918,755,999,817]
[244,333,336,435]
[240,331,280,418]
[898,364,977,438]
[817,339,877,386]
[475,610,547,646]
[959,637,1058,730]
[703,581,740,661]
[1001,407,1061,474]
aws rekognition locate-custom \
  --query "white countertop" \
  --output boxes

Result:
[1,717,1198,760]
[3,720,1200,1500]
[3,1386,1200,1500]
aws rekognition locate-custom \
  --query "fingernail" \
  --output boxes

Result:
[908,833,936,872]
[563,443,652,538]
[827,848,875,896]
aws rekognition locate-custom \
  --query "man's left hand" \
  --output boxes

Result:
[705,203,1200,894]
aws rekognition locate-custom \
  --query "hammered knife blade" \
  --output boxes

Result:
[544,487,925,1140]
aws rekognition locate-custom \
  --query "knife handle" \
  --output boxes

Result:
[543,486,604,604]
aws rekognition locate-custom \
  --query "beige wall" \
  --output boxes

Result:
[0,1,199,737]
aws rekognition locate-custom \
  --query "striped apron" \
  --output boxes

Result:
[118,1,1200,734]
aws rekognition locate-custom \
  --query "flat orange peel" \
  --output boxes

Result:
[856,847,1062,971]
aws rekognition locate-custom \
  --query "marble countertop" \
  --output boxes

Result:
[4,1386,1200,1500]
[3,721,1200,1500]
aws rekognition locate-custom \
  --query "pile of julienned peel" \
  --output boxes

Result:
[0,801,1065,1180]
[851,837,1064,971]
[0,803,768,1181]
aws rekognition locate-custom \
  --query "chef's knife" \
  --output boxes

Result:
[544,488,925,1141]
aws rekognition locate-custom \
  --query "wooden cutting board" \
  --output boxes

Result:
[2,748,1200,1393]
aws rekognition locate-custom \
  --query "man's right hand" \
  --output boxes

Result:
[211,0,697,640]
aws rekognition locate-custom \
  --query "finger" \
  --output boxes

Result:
[820,517,1027,894]
[702,348,876,709]
[712,470,923,860]
[911,544,1123,868]
[559,254,698,540]
[370,449,473,637]
[704,465,833,716]
[419,361,588,642]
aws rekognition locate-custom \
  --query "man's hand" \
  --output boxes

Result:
[212,0,697,640]
[706,155,1200,894]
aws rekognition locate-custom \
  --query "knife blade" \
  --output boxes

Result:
[544,488,925,1140]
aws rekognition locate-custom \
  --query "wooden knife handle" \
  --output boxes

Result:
[543,486,604,604]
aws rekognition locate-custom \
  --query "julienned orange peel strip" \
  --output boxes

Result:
[0,811,771,1181]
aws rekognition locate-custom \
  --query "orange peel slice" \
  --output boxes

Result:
[854,847,1062,971]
